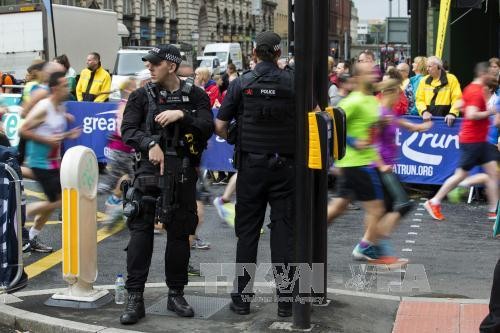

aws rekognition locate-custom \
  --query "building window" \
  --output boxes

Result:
[169,0,178,43]
[123,0,133,15]
[58,0,75,5]
[140,0,148,17]
[170,0,177,20]
[156,0,164,18]
[103,0,113,10]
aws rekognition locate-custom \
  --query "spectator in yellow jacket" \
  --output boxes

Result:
[76,52,111,102]
[415,56,462,127]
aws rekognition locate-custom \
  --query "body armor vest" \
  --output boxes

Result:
[239,68,295,155]
[145,79,205,159]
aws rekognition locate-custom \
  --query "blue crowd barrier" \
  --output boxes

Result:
[393,116,483,185]
[1,96,491,185]
[63,101,118,162]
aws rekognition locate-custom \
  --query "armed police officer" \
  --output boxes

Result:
[215,31,295,318]
[119,44,214,325]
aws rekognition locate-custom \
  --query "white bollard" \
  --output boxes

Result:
[47,146,112,308]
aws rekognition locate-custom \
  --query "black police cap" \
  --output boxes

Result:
[254,31,281,53]
[142,44,183,65]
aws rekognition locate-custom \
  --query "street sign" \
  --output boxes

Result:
[387,17,410,44]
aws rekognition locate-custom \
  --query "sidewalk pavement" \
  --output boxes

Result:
[0,283,490,333]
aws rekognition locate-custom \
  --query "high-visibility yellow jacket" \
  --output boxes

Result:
[415,71,462,117]
[76,66,111,102]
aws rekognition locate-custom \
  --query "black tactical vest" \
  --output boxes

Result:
[145,80,205,160]
[239,67,295,155]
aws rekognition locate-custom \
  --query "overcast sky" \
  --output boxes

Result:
[353,0,409,20]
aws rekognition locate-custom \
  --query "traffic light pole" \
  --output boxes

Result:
[311,0,329,305]
[293,0,314,329]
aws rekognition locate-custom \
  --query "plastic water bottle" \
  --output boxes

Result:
[114,274,126,304]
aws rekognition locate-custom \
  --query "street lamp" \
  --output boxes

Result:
[191,30,200,63]
[191,30,199,41]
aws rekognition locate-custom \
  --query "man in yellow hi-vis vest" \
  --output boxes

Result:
[76,52,111,102]
[415,56,462,127]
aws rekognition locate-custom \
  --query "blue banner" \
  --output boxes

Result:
[200,108,236,172]
[393,116,481,184]
[63,102,118,162]
[2,98,487,184]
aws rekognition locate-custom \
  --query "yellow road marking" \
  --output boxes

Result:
[24,189,46,201]
[25,221,61,227]
[24,220,124,279]
[24,213,108,226]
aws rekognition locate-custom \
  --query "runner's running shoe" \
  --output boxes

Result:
[191,237,211,250]
[30,236,53,253]
[423,200,445,220]
[213,197,235,227]
[188,264,201,276]
[352,243,380,261]
[488,212,497,220]
[377,239,396,257]
[493,214,500,239]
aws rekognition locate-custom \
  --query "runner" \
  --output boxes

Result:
[19,72,80,252]
[424,62,498,221]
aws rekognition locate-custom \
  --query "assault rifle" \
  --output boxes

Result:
[156,123,190,228]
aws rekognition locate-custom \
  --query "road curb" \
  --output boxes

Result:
[1,282,489,333]
[0,302,143,333]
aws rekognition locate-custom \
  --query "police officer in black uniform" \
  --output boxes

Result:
[119,44,214,325]
[215,31,295,317]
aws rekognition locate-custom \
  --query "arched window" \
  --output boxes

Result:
[156,0,164,18]
[58,0,75,5]
[140,0,148,17]
[103,0,113,10]
[169,0,178,43]
[123,0,133,15]
[170,0,177,20]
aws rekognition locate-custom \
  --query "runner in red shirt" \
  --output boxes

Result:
[424,62,498,221]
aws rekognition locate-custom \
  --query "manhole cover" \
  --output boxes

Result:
[146,295,231,319]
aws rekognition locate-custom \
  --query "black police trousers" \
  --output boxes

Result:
[125,168,198,292]
[232,152,295,300]
[480,259,500,333]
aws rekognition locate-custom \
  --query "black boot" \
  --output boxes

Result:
[120,291,145,325]
[277,302,292,317]
[229,294,251,315]
[167,288,194,317]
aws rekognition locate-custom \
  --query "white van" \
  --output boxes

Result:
[203,43,243,73]
[196,56,221,77]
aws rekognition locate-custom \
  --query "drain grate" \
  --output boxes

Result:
[146,295,231,319]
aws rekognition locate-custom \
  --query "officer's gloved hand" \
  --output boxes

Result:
[149,144,165,175]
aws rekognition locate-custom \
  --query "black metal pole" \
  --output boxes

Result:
[410,0,419,62]
[288,0,295,56]
[417,0,427,56]
[314,0,329,109]
[311,0,329,305]
[293,0,313,329]
[50,0,58,57]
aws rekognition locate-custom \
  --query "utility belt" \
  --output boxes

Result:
[121,178,158,220]
[132,151,192,168]
[236,151,294,170]
[123,154,191,227]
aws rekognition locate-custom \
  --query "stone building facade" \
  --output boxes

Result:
[50,0,277,58]
[273,0,288,55]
